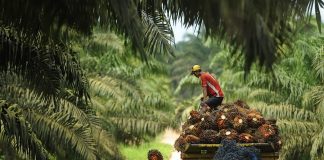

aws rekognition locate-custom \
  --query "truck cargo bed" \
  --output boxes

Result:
[180,143,279,160]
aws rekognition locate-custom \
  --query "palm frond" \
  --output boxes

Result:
[174,75,200,94]
[109,117,167,136]
[313,46,324,81]
[162,0,307,70]
[141,9,175,56]
[93,93,174,140]
[311,127,324,159]
[25,110,97,160]
[0,28,89,100]
[277,120,319,136]
[277,119,320,159]
[250,102,317,121]
[303,85,324,110]
[247,89,283,104]
[0,101,50,160]
[91,126,123,160]
[280,134,313,160]
[89,76,142,101]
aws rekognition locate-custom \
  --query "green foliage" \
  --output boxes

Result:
[0,27,89,100]
[0,72,121,159]
[75,31,176,145]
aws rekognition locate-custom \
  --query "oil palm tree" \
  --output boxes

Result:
[0,26,124,159]
[0,1,175,158]
[1,0,323,71]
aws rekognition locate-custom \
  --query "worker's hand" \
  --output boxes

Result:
[199,102,210,113]
[200,97,208,101]
[200,101,205,106]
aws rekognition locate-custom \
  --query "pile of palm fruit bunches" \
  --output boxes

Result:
[174,100,282,152]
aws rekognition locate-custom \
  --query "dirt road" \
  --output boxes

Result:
[161,128,181,160]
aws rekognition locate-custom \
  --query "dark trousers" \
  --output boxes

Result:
[205,96,223,109]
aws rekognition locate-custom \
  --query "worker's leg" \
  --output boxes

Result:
[205,97,223,110]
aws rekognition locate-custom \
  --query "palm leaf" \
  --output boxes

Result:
[174,75,200,94]
[0,101,51,160]
[91,126,123,160]
[141,9,175,56]
[0,28,89,100]
[311,127,324,159]
[250,102,317,121]
[313,46,324,81]
[25,110,97,160]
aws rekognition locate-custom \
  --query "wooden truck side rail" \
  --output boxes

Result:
[180,143,279,160]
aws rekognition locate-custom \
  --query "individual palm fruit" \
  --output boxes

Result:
[256,124,276,140]
[199,130,221,144]
[188,110,202,124]
[247,111,265,128]
[147,149,163,160]
[184,135,200,144]
[232,115,248,132]
[219,129,238,140]
[174,135,188,152]
[200,113,217,130]
[238,133,255,143]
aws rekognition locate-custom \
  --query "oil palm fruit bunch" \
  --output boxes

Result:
[219,104,239,114]
[236,106,250,116]
[256,124,276,140]
[232,114,248,132]
[238,133,255,143]
[147,149,163,160]
[265,119,279,134]
[215,112,231,129]
[174,135,188,152]
[184,134,200,144]
[200,113,217,130]
[219,129,238,140]
[189,110,202,124]
[181,121,191,131]
[247,110,265,128]
[183,124,201,137]
[199,130,221,144]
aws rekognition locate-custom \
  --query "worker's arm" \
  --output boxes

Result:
[202,86,208,101]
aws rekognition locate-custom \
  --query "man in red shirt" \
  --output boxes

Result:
[191,65,224,111]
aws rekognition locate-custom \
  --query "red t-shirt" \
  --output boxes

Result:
[200,72,224,97]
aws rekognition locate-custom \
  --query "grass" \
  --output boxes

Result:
[119,136,174,160]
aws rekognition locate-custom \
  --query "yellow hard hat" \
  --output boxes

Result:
[191,65,201,73]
